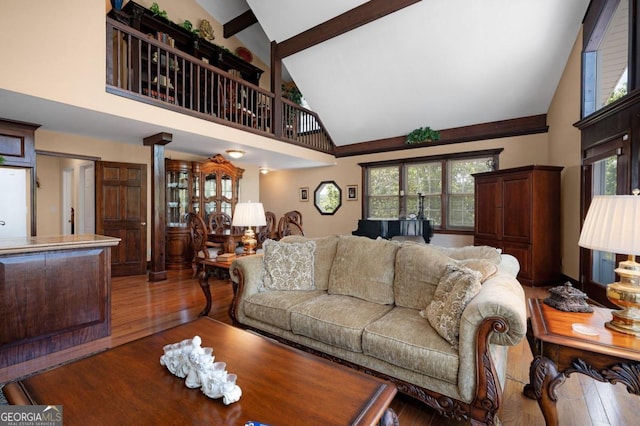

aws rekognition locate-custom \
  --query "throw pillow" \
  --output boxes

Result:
[279,235,338,290]
[420,264,482,348]
[457,259,498,283]
[259,239,316,292]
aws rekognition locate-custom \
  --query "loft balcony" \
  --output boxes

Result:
[106,15,334,155]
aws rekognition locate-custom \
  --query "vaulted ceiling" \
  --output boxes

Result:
[198,0,591,146]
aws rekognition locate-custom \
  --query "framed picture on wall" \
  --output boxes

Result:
[347,185,358,201]
[299,187,309,202]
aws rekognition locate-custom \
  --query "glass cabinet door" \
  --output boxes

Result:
[167,170,190,227]
[220,174,233,216]
[203,172,218,223]
[192,172,200,216]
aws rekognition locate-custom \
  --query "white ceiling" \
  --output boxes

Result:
[199,0,591,146]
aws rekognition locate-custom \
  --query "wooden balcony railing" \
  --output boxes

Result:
[106,17,334,155]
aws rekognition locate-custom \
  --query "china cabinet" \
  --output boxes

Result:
[165,154,243,269]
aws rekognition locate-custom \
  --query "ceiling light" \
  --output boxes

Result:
[226,150,245,159]
[259,168,269,175]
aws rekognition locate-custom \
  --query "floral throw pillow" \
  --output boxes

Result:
[420,264,482,349]
[259,239,316,292]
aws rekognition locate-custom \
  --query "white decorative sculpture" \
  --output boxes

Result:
[160,335,242,404]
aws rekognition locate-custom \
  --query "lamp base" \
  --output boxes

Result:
[241,227,257,255]
[605,308,640,335]
[605,259,640,335]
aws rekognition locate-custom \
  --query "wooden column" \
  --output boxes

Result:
[271,40,283,138]
[143,132,172,282]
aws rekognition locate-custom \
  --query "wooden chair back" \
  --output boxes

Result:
[277,210,304,239]
[186,212,212,277]
[208,212,232,235]
[257,211,278,247]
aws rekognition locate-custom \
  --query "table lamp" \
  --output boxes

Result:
[232,202,266,254]
[578,190,640,335]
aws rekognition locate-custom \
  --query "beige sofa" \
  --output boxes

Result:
[229,235,526,425]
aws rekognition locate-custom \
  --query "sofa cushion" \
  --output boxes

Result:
[363,307,459,385]
[421,264,482,348]
[393,243,453,310]
[260,239,316,291]
[431,245,502,265]
[328,235,400,304]
[244,290,326,330]
[280,235,339,290]
[290,294,393,352]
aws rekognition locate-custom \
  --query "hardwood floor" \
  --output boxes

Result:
[1,270,637,425]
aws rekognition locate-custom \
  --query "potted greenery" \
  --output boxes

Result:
[281,84,303,105]
[405,126,440,144]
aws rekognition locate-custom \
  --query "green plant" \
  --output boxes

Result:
[181,20,200,36]
[405,126,440,144]
[0,156,4,165]
[281,84,303,105]
[150,2,168,20]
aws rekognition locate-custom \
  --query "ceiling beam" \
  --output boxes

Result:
[276,0,421,58]
[223,10,258,38]
[334,115,549,157]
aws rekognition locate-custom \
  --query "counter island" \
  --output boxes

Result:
[0,234,120,369]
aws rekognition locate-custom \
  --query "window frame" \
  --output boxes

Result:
[359,149,502,232]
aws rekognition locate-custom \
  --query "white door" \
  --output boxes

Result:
[0,167,27,238]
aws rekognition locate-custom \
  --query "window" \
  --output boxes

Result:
[583,0,629,116]
[362,150,500,231]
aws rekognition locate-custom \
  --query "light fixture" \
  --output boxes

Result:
[231,202,267,254]
[578,190,640,335]
[226,150,245,159]
[259,167,269,175]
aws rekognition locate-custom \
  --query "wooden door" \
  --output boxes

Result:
[474,175,501,242]
[501,172,532,243]
[96,161,147,276]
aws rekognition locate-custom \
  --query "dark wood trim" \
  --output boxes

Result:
[35,150,101,161]
[276,0,421,58]
[358,148,503,168]
[583,0,619,51]
[337,114,547,158]
[143,132,172,282]
[575,90,640,131]
[223,10,258,38]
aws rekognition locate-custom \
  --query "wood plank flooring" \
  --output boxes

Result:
[1,270,637,425]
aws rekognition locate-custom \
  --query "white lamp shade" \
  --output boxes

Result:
[232,202,267,227]
[578,195,640,256]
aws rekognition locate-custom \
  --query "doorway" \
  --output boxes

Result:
[0,167,28,238]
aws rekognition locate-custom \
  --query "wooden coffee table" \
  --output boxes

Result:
[524,298,640,426]
[4,317,397,425]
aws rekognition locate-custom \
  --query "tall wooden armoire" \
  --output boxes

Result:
[473,165,563,286]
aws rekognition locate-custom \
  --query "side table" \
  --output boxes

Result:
[197,254,257,316]
[524,298,640,425]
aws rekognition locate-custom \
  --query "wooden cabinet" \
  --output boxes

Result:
[473,165,563,286]
[165,154,243,269]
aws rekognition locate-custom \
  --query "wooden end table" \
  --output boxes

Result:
[197,254,257,316]
[524,298,640,425]
[4,317,397,425]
